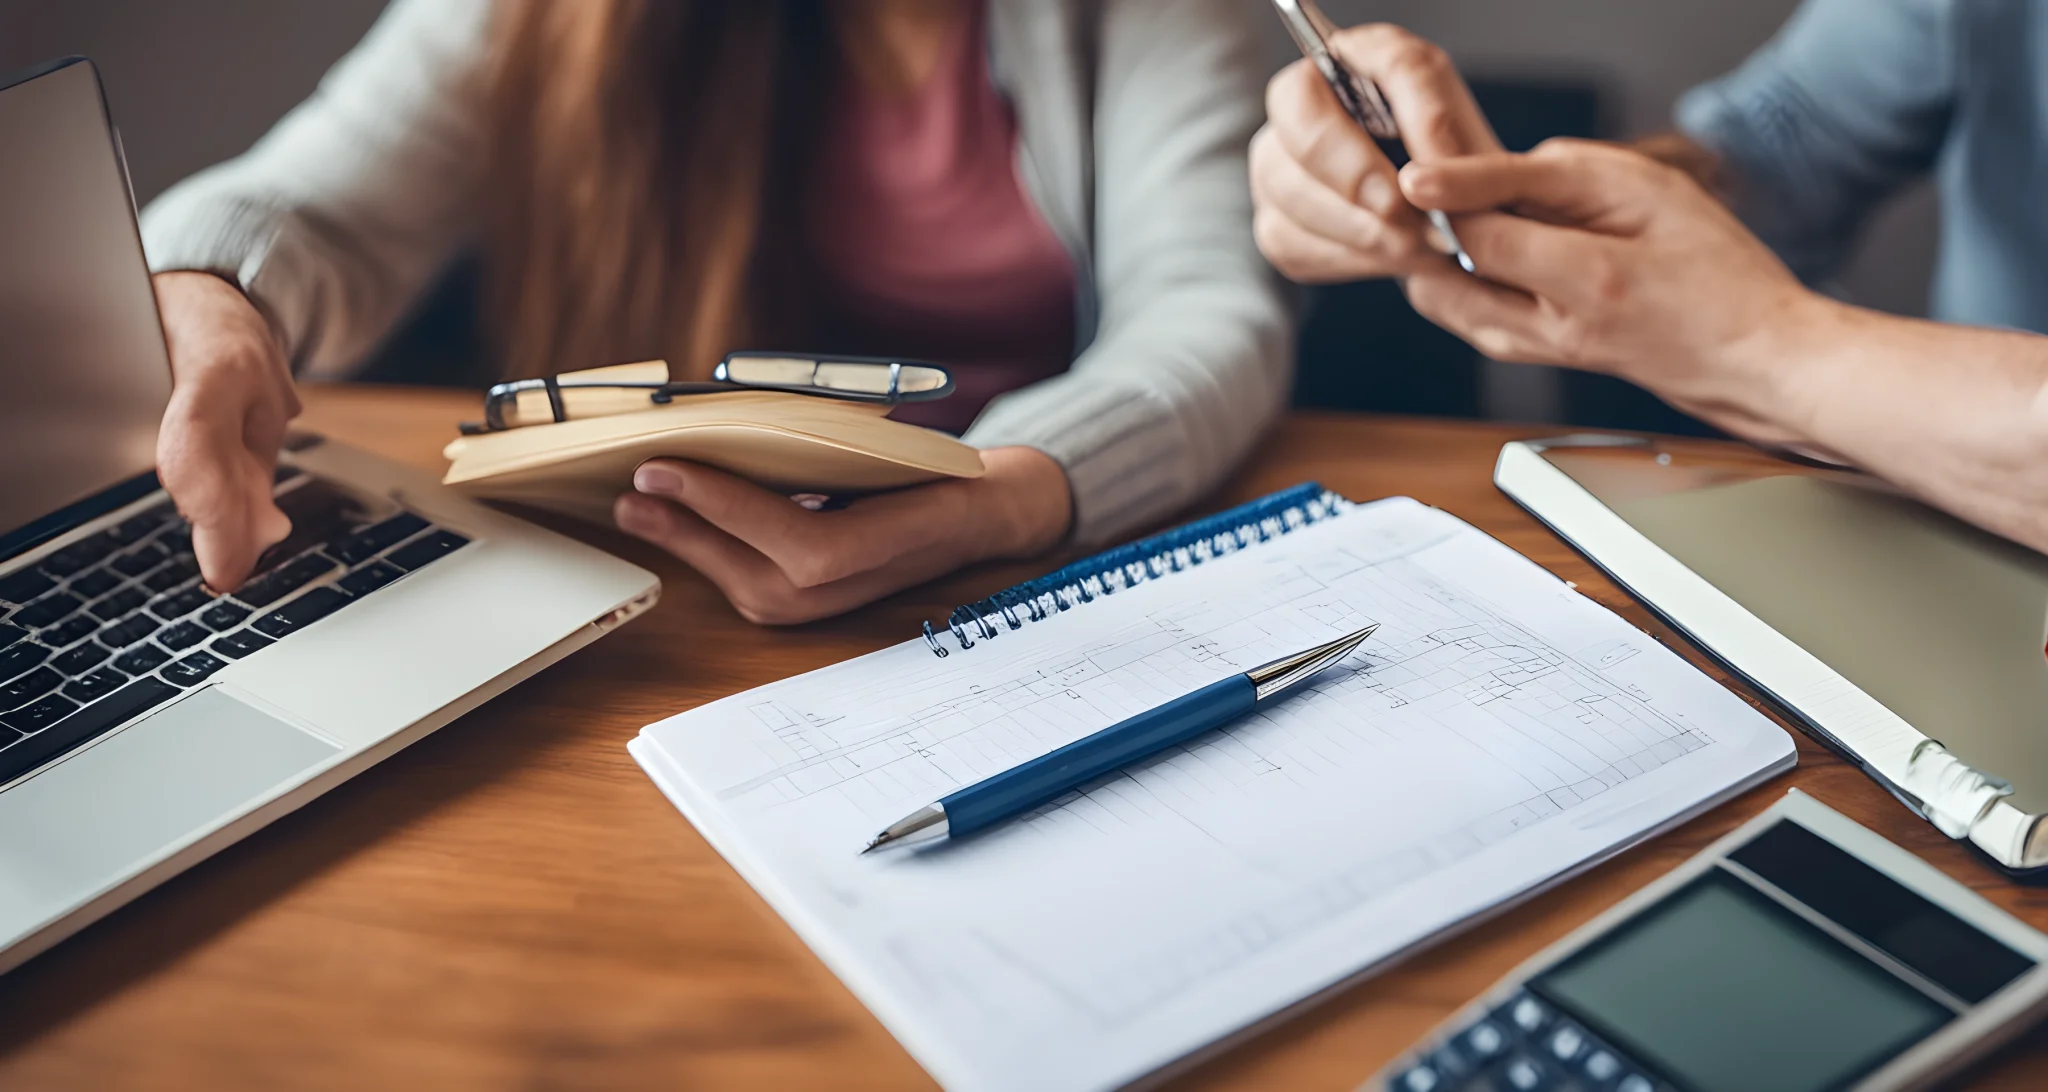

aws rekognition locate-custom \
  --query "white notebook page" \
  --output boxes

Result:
[632,497,1795,1092]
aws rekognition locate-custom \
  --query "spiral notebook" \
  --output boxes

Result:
[630,486,1794,1092]
[917,481,1348,656]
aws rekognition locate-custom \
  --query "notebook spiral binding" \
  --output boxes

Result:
[920,482,1352,657]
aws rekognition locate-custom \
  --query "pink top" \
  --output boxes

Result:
[803,2,1078,435]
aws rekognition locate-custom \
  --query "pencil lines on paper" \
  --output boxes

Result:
[722,549,1703,826]
[634,497,1797,1092]
[708,508,1717,1030]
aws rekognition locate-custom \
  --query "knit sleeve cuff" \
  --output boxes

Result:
[140,193,314,366]
[962,375,1195,547]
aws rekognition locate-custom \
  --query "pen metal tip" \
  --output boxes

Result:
[1245,623,1380,702]
[858,803,949,856]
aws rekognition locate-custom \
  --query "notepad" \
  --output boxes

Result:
[629,494,1795,1092]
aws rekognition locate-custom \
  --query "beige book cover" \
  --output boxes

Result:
[441,389,986,525]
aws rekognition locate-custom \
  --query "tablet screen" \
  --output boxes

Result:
[1535,443,2048,816]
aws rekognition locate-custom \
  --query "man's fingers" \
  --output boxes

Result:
[1400,140,1661,230]
[1255,205,1417,284]
[1446,210,1627,316]
[1400,150,1610,217]
[1402,265,1560,366]
[1327,24,1501,160]
[1264,62,1401,211]
[1252,125,1428,273]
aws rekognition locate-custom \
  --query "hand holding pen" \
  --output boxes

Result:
[1251,16,1505,284]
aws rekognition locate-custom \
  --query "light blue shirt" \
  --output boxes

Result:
[1678,0,2048,332]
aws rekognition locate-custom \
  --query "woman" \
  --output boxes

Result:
[145,0,1291,623]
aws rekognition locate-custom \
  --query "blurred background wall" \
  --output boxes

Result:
[0,0,1940,424]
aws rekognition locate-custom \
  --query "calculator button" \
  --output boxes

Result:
[1424,1043,1473,1081]
[1615,1077,1653,1092]
[1503,1055,1549,1091]
[1545,1024,1586,1064]
[1463,1020,1508,1061]
[1395,1063,1441,1092]
[1507,995,1551,1034]
[1582,1050,1623,1082]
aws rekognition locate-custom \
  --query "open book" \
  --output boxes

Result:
[441,388,985,524]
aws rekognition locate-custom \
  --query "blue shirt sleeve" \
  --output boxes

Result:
[1676,0,1959,285]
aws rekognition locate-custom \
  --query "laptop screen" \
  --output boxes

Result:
[0,59,174,548]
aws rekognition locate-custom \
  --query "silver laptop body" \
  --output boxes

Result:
[0,57,659,974]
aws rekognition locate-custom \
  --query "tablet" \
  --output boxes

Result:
[1495,436,2048,875]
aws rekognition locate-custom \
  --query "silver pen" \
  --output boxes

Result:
[1271,0,1478,274]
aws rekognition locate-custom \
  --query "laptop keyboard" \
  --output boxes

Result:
[0,469,471,785]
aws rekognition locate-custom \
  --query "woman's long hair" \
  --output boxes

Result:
[484,0,822,379]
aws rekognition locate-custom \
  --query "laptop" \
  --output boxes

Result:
[0,57,660,974]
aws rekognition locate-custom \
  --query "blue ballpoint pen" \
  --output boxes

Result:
[860,623,1379,853]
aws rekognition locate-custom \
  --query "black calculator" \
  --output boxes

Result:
[1370,791,2048,1092]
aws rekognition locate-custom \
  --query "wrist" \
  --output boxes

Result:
[970,447,1073,560]
[1653,284,1835,434]
[1721,289,1859,438]
[153,270,288,366]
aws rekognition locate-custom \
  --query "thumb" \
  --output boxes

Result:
[1400,140,1662,231]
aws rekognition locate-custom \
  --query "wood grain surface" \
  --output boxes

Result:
[2,384,2044,1090]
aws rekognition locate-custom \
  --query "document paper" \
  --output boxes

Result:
[631,497,1795,1091]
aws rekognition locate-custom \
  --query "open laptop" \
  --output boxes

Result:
[0,57,660,973]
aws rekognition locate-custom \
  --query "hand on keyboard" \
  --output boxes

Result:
[151,271,300,593]
[0,478,470,785]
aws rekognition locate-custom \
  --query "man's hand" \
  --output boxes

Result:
[1251,24,1501,283]
[1395,139,1822,432]
[153,272,300,592]
[613,447,1073,625]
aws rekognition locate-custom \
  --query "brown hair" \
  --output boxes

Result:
[483,0,823,380]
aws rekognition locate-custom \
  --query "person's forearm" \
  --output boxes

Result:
[1734,298,2048,552]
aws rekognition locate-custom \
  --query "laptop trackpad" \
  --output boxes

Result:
[0,687,339,943]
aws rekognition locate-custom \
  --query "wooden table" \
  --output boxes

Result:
[3,386,2045,1090]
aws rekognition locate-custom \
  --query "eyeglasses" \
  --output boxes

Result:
[462,352,956,434]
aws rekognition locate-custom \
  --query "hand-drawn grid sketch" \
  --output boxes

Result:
[713,523,1712,1025]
